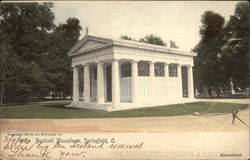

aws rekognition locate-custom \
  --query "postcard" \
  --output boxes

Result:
[0,1,249,160]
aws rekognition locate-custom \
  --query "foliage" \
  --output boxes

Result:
[120,35,133,40]
[47,17,82,99]
[139,34,166,46]
[194,11,225,95]
[170,40,179,48]
[199,11,225,42]
[0,3,55,103]
[220,2,250,88]
[0,3,82,103]
[120,34,180,48]
[194,2,249,96]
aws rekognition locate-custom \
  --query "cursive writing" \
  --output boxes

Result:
[2,135,50,158]
[59,151,86,160]
[1,134,144,160]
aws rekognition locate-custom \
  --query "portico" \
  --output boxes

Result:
[67,35,197,111]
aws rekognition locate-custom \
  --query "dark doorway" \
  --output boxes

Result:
[90,66,97,102]
[106,65,112,102]
[181,66,188,97]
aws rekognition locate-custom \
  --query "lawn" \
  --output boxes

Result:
[0,102,248,119]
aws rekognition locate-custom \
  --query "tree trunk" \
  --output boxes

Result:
[0,68,6,106]
[207,86,213,97]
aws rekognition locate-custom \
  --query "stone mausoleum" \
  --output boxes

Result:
[67,34,197,111]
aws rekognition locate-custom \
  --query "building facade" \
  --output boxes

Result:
[67,35,197,111]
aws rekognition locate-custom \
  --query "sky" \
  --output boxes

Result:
[52,1,239,51]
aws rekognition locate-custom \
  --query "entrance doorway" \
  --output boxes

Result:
[181,66,188,97]
[106,65,112,102]
[90,66,97,102]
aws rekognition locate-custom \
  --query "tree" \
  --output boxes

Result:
[193,11,225,97]
[199,11,225,42]
[220,2,250,88]
[47,17,82,99]
[120,34,170,47]
[170,40,179,48]
[139,34,166,46]
[120,35,132,40]
[0,2,55,103]
[194,2,250,97]
[0,3,83,103]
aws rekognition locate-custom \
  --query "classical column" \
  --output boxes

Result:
[131,60,138,103]
[97,62,104,104]
[149,61,155,101]
[73,66,79,102]
[84,64,90,103]
[177,64,183,98]
[112,59,120,107]
[187,65,194,98]
[164,63,169,97]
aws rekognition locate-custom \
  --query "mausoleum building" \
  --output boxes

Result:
[67,34,197,111]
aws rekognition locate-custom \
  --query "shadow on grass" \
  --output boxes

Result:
[41,103,74,109]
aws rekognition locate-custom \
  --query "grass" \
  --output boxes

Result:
[0,102,248,119]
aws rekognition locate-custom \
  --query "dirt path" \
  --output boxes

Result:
[198,98,249,104]
[1,108,249,133]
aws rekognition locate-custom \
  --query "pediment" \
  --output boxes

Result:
[67,35,113,56]
[75,40,107,53]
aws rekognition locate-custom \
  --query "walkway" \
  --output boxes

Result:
[1,108,249,133]
[198,98,249,104]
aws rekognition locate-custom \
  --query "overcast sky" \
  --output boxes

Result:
[52,1,239,51]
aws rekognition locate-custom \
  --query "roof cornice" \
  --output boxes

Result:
[112,39,197,57]
[67,34,197,57]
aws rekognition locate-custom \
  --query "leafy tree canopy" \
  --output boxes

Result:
[199,10,225,42]
[0,3,82,103]
[193,2,249,97]
[121,34,179,48]
[220,2,250,88]
[170,40,179,48]
[47,17,82,98]
[139,34,166,46]
[0,2,55,103]
[120,35,133,41]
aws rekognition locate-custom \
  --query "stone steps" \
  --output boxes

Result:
[65,102,112,111]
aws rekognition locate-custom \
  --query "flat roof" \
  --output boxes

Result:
[67,34,197,57]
